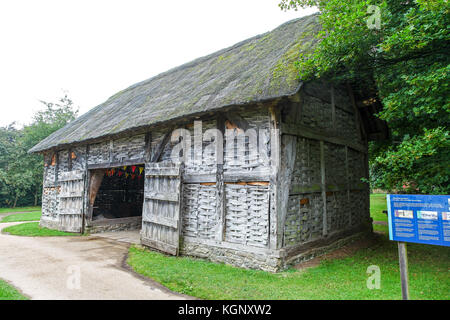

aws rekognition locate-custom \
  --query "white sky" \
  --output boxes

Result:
[0,0,317,127]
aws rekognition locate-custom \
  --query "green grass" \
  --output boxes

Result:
[370,193,388,223]
[0,206,41,214]
[370,193,390,234]
[128,194,450,300]
[2,222,79,237]
[0,279,28,300]
[1,211,42,223]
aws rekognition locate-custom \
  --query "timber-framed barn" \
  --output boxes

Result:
[30,14,387,271]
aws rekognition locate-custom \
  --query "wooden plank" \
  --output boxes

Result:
[143,215,178,229]
[59,208,83,215]
[141,237,178,256]
[59,193,84,199]
[282,123,367,154]
[144,192,179,202]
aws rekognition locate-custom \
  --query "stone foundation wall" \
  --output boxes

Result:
[180,241,282,273]
[87,218,142,234]
[180,224,372,272]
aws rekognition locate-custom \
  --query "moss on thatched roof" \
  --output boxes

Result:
[30,14,320,153]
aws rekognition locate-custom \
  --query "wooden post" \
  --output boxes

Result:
[144,132,152,163]
[345,146,352,227]
[269,104,281,249]
[216,115,226,242]
[398,242,410,300]
[331,85,336,129]
[320,141,328,237]
[82,145,90,234]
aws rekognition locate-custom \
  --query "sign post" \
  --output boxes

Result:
[387,194,449,299]
[397,242,410,300]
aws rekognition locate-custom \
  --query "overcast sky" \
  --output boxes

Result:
[0,1,317,127]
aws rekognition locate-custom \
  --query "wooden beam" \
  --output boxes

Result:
[68,148,73,171]
[224,171,271,183]
[347,84,366,141]
[151,129,173,163]
[282,123,367,154]
[87,158,146,170]
[89,170,105,206]
[144,132,152,163]
[184,174,216,184]
[108,140,114,164]
[225,111,250,131]
[55,152,59,184]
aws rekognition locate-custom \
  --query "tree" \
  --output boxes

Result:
[0,94,78,207]
[279,0,449,194]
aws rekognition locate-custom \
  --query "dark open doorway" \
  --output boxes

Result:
[89,165,145,230]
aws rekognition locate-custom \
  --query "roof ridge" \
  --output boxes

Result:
[105,14,318,101]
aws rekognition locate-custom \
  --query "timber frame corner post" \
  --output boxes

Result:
[269,103,283,250]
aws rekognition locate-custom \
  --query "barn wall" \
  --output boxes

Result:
[178,106,272,249]
[38,85,371,271]
[281,81,371,256]
[40,148,88,229]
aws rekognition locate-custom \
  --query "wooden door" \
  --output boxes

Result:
[58,170,85,233]
[141,162,183,255]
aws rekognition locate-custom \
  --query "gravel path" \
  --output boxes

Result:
[0,222,187,300]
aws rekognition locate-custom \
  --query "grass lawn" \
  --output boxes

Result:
[1,211,42,223]
[370,193,389,233]
[127,193,450,300]
[0,279,28,300]
[0,206,41,214]
[2,222,79,237]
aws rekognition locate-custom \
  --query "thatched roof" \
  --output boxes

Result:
[30,14,320,153]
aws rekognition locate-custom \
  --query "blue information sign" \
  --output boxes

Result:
[387,194,450,247]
